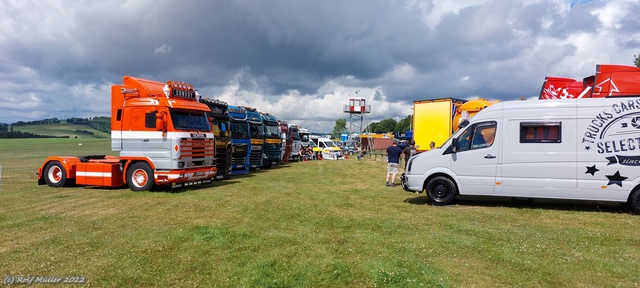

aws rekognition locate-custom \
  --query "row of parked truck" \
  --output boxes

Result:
[36,76,313,191]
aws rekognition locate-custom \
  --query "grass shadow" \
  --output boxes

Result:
[403,194,631,214]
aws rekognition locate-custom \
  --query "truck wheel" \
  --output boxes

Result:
[426,176,457,205]
[629,188,640,215]
[44,161,67,187]
[127,162,154,191]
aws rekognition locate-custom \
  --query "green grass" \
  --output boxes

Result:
[1,138,639,287]
[12,123,110,138]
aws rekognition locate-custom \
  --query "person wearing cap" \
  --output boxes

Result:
[385,139,403,187]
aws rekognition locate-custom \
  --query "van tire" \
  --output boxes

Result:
[426,176,457,205]
[630,188,640,214]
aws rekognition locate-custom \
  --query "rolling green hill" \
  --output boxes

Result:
[12,123,110,138]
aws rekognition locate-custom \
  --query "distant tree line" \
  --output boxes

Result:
[10,118,62,126]
[332,115,412,139]
[0,116,110,138]
[0,124,69,139]
[367,115,411,134]
[66,116,111,133]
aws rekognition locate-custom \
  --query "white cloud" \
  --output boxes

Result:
[154,44,172,55]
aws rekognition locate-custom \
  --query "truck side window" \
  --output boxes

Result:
[145,112,156,129]
[520,122,561,143]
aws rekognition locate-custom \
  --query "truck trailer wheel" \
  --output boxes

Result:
[44,161,67,187]
[426,176,457,206]
[127,162,154,191]
[629,188,640,215]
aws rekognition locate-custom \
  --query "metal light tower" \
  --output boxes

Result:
[343,96,371,150]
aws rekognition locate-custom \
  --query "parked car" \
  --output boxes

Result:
[341,143,358,155]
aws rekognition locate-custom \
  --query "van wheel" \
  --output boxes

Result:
[630,188,640,215]
[426,176,457,205]
[44,161,67,187]
[127,162,154,191]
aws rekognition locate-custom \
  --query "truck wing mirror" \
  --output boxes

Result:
[156,112,167,133]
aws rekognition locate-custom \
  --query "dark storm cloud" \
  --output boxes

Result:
[0,0,638,131]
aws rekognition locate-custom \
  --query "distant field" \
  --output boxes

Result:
[0,138,639,287]
[12,123,110,138]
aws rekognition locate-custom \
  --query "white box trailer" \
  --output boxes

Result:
[401,97,640,214]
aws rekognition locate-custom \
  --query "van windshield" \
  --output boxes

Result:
[324,140,337,147]
[440,127,466,149]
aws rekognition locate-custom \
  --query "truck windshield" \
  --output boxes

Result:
[170,110,210,131]
[231,122,249,139]
[211,120,229,138]
[250,125,263,139]
[301,134,310,142]
[291,130,300,140]
[264,125,280,138]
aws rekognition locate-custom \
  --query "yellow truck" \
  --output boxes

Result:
[412,98,498,151]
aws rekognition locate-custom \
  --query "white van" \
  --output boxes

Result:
[401,97,640,214]
[311,137,345,160]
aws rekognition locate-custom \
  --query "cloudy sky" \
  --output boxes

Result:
[1,0,639,132]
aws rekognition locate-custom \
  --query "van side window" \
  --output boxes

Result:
[520,122,561,143]
[457,121,497,152]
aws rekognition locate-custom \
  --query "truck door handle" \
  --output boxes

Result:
[143,139,149,142]
[484,154,496,159]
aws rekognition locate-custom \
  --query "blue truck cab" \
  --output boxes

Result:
[227,105,250,175]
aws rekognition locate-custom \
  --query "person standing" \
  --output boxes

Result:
[402,140,417,169]
[386,140,403,187]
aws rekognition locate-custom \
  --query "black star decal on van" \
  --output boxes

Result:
[585,165,599,176]
[605,171,627,187]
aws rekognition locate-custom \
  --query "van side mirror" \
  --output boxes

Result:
[458,119,470,130]
[451,138,458,153]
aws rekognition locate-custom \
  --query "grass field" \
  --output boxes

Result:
[12,123,110,139]
[1,138,639,287]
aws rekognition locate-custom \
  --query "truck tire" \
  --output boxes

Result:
[629,188,640,215]
[426,176,457,206]
[127,162,154,191]
[44,161,67,187]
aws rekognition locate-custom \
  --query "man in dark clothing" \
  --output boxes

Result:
[402,140,417,169]
[386,140,403,187]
